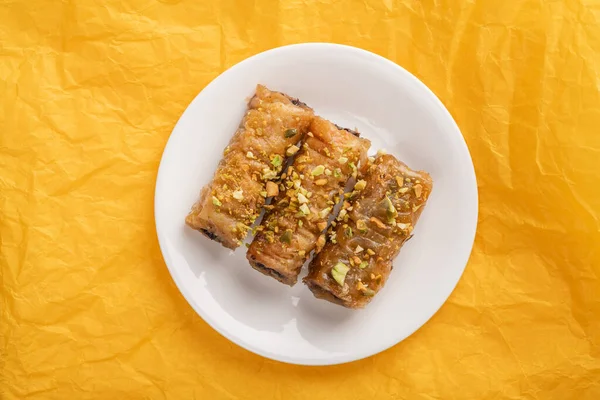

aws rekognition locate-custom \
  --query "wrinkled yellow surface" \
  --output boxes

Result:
[1,0,600,398]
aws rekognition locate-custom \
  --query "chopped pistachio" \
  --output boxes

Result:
[333,168,342,178]
[413,204,422,212]
[354,245,364,253]
[297,193,308,204]
[413,184,423,198]
[368,156,375,163]
[396,176,404,187]
[345,226,353,237]
[324,168,332,176]
[354,180,367,191]
[306,191,313,198]
[348,162,356,171]
[271,155,283,167]
[367,248,375,255]
[279,230,292,244]
[376,149,387,157]
[356,219,367,232]
[212,196,222,207]
[359,261,369,269]
[317,221,327,231]
[338,156,348,164]
[315,178,328,186]
[398,187,409,194]
[307,131,314,137]
[284,128,298,138]
[232,189,244,200]
[397,222,412,231]
[259,191,267,197]
[331,262,350,286]
[298,220,303,227]
[319,207,332,219]
[298,250,306,257]
[361,288,376,296]
[262,168,277,180]
[293,180,301,189]
[266,181,279,197]
[299,203,310,215]
[286,145,300,156]
[382,196,397,220]
[246,151,255,159]
[311,165,325,176]
[352,256,362,265]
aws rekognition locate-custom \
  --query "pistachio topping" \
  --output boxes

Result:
[232,189,243,200]
[297,193,308,204]
[359,261,369,269]
[286,145,300,156]
[397,222,412,231]
[319,207,332,219]
[338,156,348,164]
[382,196,397,220]
[395,176,404,187]
[331,262,350,286]
[246,151,255,159]
[354,245,364,253]
[315,178,328,186]
[354,180,367,191]
[212,196,222,207]
[356,219,368,232]
[299,203,310,215]
[271,155,283,167]
[311,165,325,176]
[279,230,292,244]
[284,128,298,138]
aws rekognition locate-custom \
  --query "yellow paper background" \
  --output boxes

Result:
[1,0,600,398]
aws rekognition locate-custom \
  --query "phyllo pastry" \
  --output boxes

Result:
[304,154,432,307]
[186,85,314,249]
[247,117,371,285]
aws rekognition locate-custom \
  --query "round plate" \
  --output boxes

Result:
[155,43,478,365]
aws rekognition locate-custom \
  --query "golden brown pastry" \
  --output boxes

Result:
[186,85,314,249]
[304,154,432,308]
[247,117,371,285]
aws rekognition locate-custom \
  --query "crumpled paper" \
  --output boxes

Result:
[1,0,599,398]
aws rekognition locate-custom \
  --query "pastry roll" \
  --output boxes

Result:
[186,85,314,249]
[304,154,432,308]
[247,117,371,285]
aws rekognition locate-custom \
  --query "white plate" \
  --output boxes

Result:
[155,43,478,365]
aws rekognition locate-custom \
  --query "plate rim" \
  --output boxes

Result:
[154,42,479,366]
